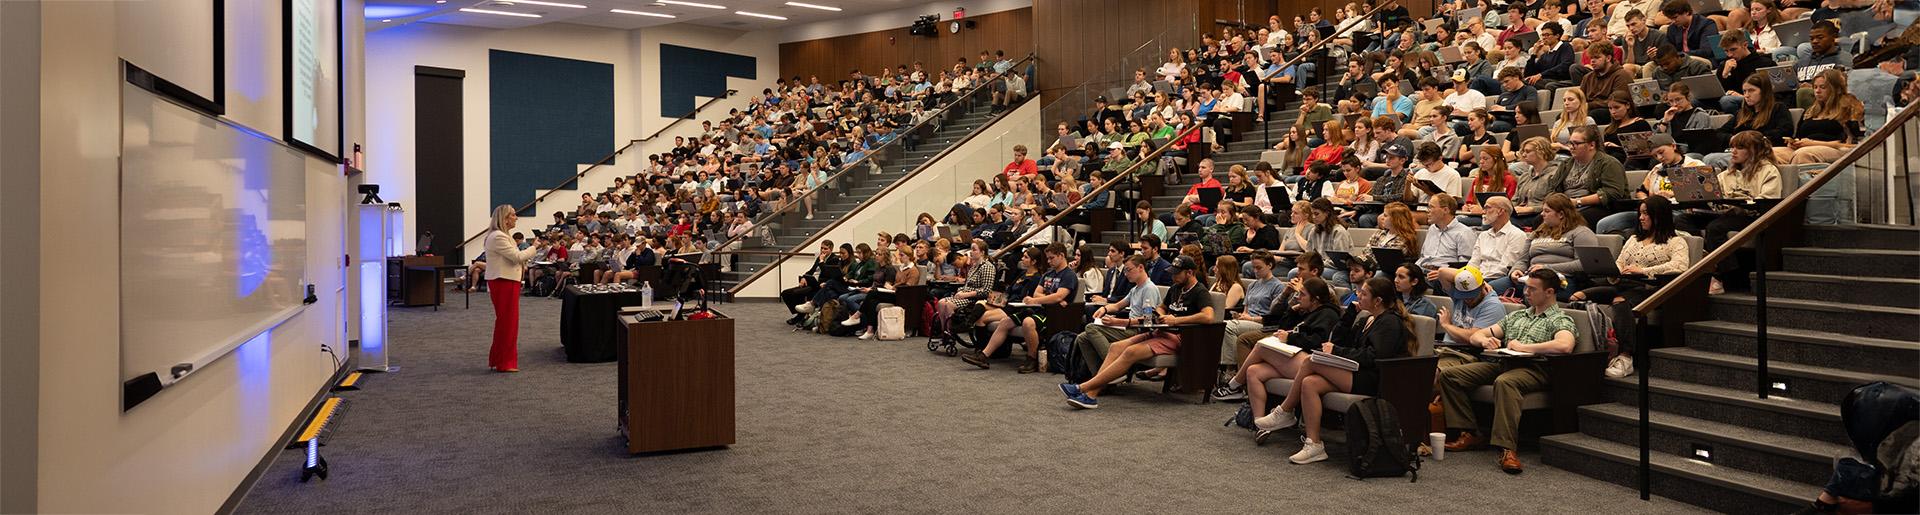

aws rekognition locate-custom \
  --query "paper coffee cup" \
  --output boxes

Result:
[1430,432,1446,461]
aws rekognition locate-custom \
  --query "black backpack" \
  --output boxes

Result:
[1046,331,1080,375]
[1346,397,1420,482]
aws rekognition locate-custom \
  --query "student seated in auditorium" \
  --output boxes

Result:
[1554,125,1631,226]
[1440,268,1578,474]
[1490,193,1597,299]
[934,240,998,334]
[1253,277,1417,463]
[1420,193,1477,270]
[964,244,1076,372]
[1074,255,1164,374]
[1354,142,1415,228]
[1220,250,1288,360]
[1679,130,1782,294]
[1059,256,1213,409]
[1597,134,1701,234]
[1571,196,1691,377]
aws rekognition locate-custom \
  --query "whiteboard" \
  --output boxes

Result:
[120,81,315,398]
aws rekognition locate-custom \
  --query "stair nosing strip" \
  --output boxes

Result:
[1650,347,1920,388]
[1608,376,1841,419]
[1684,320,1920,351]
[1542,433,1823,503]
[1577,403,1846,463]
[1711,294,1920,316]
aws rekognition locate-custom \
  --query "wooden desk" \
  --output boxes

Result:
[616,312,735,454]
[387,256,442,307]
[1168,322,1226,404]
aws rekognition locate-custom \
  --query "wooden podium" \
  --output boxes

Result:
[616,311,735,454]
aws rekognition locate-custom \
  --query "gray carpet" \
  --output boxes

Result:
[237,291,1707,514]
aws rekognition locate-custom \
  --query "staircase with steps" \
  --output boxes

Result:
[716,104,1004,290]
[1539,223,1920,513]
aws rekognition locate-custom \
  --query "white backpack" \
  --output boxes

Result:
[876,305,907,341]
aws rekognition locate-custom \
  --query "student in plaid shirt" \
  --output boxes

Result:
[1437,269,1577,474]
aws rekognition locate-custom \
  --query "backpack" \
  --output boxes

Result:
[1346,397,1420,482]
[919,300,938,337]
[1582,302,1618,355]
[1045,331,1079,374]
[876,305,907,341]
[530,275,558,297]
[1060,333,1094,383]
[815,300,841,335]
[1224,403,1256,431]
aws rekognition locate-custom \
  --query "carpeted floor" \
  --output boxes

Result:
[237,292,1707,514]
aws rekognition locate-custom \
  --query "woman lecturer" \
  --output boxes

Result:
[485,205,547,373]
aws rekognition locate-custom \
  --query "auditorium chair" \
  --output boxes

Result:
[1258,315,1441,441]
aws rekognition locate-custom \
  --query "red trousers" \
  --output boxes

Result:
[488,278,522,370]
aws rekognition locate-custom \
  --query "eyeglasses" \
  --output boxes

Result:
[1569,139,1593,146]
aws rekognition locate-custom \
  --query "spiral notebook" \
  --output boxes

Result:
[1309,350,1359,372]
[1257,336,1303,357]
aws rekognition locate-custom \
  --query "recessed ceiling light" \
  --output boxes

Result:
[435,0,446,3]
[459,7,541,17]
[507,0,587,8]
[656,0,726,9]
[611,8,676,17]
[784,2,841,10]
[735,10,786,20]
[381,18,392,22]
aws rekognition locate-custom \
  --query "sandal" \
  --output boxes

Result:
[1133,369,1166,381]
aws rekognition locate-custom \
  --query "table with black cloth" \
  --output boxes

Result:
[559,285,647,363]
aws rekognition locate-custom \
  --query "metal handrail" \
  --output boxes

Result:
[1626,97,1920,502]
[449,90,739,256]
[704,54,1037,289]
[991,123,1204,259]
[1259,0,1395,149]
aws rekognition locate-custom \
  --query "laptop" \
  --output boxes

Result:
[1629,79,1663,106]
[1439,45,1466,64]
[1618,131,1655,158]
[1775,17,1813,49]
[1511,123,1549,143]
[1455,7,1483,25]
[1265,186,1293,204]
[1511,31,1539,50]
[1758,65,1796,92]
[1667,165,1724,202]
[1474,192,1502,206]
[1370,247,1407,273]
[1326,250,1355,271]
[1422,18,1447,32]
[1678,74,1727,100]
[1574,245,1621,277]
[1196,186,1224,210]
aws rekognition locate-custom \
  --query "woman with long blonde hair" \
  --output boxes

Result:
[483,205,548,373]
[1776,68,1864,165]
[1550,88,1596,152]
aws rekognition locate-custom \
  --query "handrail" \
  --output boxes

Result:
[992,4,1376,257]
[1258,0,1395,148]
[1631,101,1920,317]
[449,90,739,256]
[992,123,1205,259]
[705,54,1037,290]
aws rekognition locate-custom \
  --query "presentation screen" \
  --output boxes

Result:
[286,0,342,159]
[121,81,313,408]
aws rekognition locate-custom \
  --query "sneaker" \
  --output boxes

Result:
[1709,278,1726,295]
[805,213,815,220]
[960,351,990,369]
[1016,357,1040,374]
[1288,441,1329,464]
[1254,429,1281,446]
[857,329,872,340]
[1067,392,1100,409]
[795,303,816,314]
[1254,409,1298,431]
[1059,382,1081,398]
[1210,383,1247,401]
[786,314,805,325]
[840,315,862,327]
[1605,354,1635,378]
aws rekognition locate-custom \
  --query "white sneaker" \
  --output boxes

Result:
[796,303,816,314]
[805,213,815,220]
[1288,441,1329,464]
[1708,278,1726,295]
[857,330,872,340]
[1605,354,1634,378]
[840,315,862,327]
[1254,409,1298,431]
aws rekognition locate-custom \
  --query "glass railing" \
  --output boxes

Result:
[1039,17,1194,149]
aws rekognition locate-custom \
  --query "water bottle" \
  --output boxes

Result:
[640,281,654,308]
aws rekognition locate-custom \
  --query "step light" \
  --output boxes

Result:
[1688,443,1714,464]
[1770,379,1792,397]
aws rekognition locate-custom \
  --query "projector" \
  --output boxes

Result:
[908,14,939,36]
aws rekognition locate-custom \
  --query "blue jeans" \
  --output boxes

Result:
[1804,168,1856,225]
[1490,120,1514,133]
[1596,210,1639,235]
[1718,95,1744,115]
[839,291,867,312]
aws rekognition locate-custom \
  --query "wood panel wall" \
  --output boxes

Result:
[777,8,1033,84]
[1032,0,1205,104]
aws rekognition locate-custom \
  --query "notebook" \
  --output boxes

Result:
[1490,347,1535,357]
[1309,350,1360,371]
[1257,336,1304,357]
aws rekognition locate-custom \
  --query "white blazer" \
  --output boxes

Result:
[483,230,544,281]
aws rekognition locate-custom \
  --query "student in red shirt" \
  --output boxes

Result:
[1001,144,1038,178]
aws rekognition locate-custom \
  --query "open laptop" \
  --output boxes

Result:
[1574,245,1621,277]
[1370,247,1407,273]
[1439,45,1466,64]
[1758,65,1797,92]
[1678,74,1727,100]
[1510,123,1549,143]
[1474,192,1503,206]
[1265,185,1293,204]
[1775,17,1814,49]
[1422,18,1447,32]
[1455,7,1483,25]
[1618,131,1655,158]
[1629,79,1663,106]
[1667,165,1724,202]
[1511,31,1539,50]
[1196,186,1224,210]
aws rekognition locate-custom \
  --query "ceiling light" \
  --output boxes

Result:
[784,1,841,10]
[656,0,726,9]
[459,7,542,17]
[507,0,587,8]
[735,10,786,19]
[611,8,677,17]
[381,18,392,22]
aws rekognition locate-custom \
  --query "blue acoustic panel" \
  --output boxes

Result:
[659,43,755,118]
[489,49,614,211]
